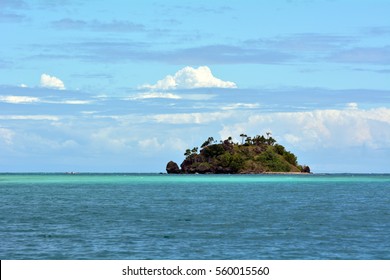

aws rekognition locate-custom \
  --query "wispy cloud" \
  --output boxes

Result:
[152,111,235,124]
[0,59,9,69]
[0,0,27,9]
[329,46,390,64]
[0,95,40,104]
[0,94,92,106]
[35,0,82,11]
[51,18,145,33]
[51,18,86,29]
[221,103,260,110]
[352,67,390,74]
[0,115,60,121]
[0,127,15,145]
[246,33,355,52]
[160,45,295,65]
[0,0,27,22]
[0,11,26,22]
[169,4,233,14]
[27,41,295,65]
[128,92,182,100]
[58,100,91,105]
[70,73,113,79]
[26,28,389,67]
[365,26,390,36]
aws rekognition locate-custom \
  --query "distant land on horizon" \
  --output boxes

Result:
[166,133,311,174]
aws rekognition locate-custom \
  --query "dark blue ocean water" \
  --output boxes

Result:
[1,173,389,259]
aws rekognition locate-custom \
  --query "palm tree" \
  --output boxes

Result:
[239,133,247,144]
[201,137,214,148]
[184,149,191,157]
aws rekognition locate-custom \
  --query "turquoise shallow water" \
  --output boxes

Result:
[1,173,390,259]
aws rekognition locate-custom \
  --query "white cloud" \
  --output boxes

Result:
[219,107,390,150]
[0,95,40,104]
[221,103,260,110]
[89,127,134,153]
[142,66,237,90]
[0,95,91,105]
[138,137,163,150]
[58,100,91,105]
[128,91,215,101]
[283,133,301,144]
[0,115,60,121]
[152,111,234,124]
[81,111,99,115]
[346,102,358,110]
[40,73,65,90]
[0,128,14,145]
[128,92,181,100]
[138,137,188,154]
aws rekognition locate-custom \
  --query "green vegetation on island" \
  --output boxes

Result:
[166,133,310,174]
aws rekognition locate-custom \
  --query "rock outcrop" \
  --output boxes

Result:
[166,161,181,174]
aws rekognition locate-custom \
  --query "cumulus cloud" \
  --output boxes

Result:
[219,107,390,150]
[142,66,237,90]
[148,106,390,151]
[40,73,65,90]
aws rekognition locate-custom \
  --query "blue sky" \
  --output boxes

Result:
[1,0,390,172]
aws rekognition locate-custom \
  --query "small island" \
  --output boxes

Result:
[166,133,310,174]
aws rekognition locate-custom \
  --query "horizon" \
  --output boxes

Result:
[1,0,390,173]
[1,172,390,175]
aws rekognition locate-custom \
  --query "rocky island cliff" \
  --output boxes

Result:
[166,134,310,174]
